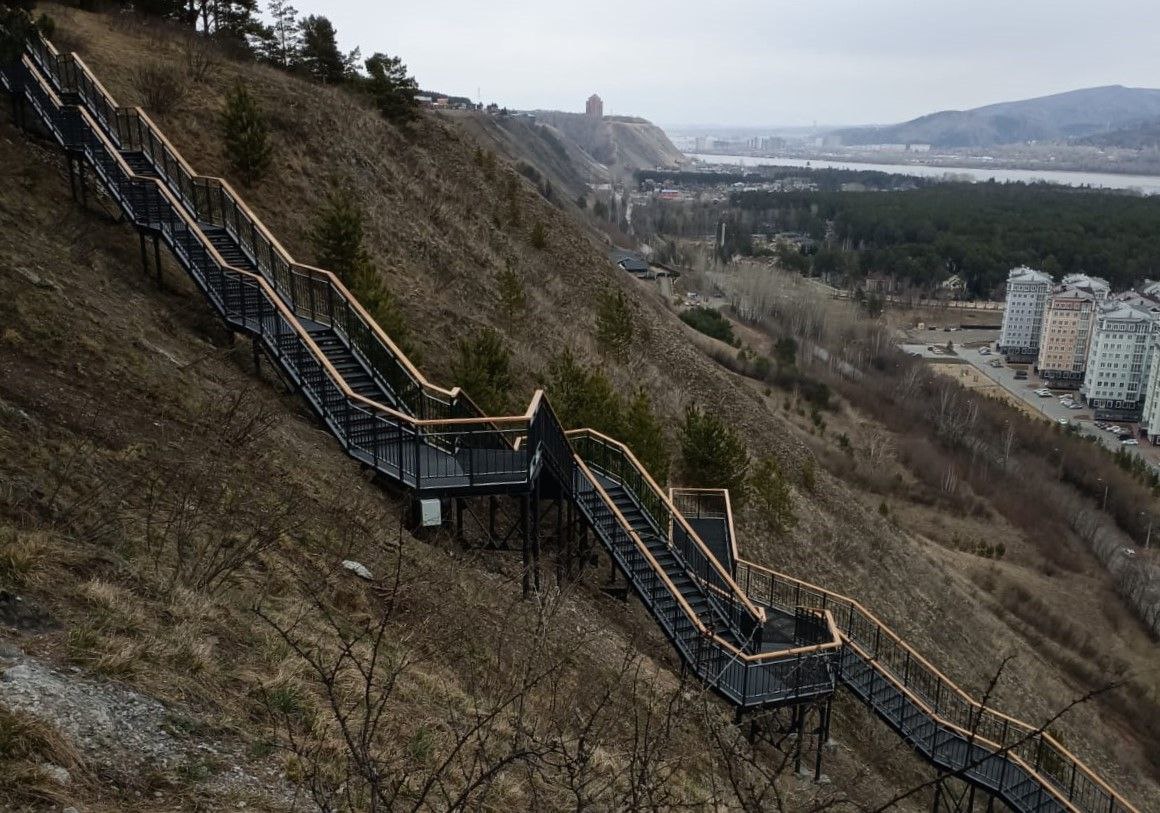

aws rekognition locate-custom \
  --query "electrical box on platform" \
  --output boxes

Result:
[419,499,442,527]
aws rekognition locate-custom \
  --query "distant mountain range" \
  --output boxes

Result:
[831,85,1160,148]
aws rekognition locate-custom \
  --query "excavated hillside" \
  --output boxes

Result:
[533,109,686,176]
[443,109,610,210]
[0,5,1156,810]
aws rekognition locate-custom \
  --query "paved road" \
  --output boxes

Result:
[901,338,1160,466]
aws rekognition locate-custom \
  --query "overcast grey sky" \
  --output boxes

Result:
[316,0,1160,127]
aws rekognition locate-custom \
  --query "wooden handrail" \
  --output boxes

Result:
[735,556,1139,813]
[669,486,740,566]
[16,45,1137,809]
[48,44,460,406]
[573,457,709,637]
[841,636,1081,813]
[19,58,433,430]
[568,428,767,625]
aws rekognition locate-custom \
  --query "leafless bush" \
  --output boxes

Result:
[131,61,187,116]
[179,31,219,84]
[49,23,87,56]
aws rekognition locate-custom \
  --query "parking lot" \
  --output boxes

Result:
[900,327,1160,465]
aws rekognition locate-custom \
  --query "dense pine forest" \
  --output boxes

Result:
[639,180,1160,297]
[744,183,1160,295]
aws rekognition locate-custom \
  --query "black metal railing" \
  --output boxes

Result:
[735,559,1134,813]
[6,40,1137,813]
[569,430,766,647]
[570,461,837,708]
[23,39,471,425]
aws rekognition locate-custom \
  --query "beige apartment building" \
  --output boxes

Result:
[1036,274,1109,388]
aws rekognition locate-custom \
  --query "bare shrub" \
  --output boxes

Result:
[180,32,219,85]
[131,61,187,116]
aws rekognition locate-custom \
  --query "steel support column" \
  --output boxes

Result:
[814,698,832,781]
[152,234,162,288]
[521,494,531,598]
[794,704,806,775]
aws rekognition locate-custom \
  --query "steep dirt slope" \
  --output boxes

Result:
[0,114,906,811]
[534,109,686,175]
[443,109,609,207]
[5,5,1158,809]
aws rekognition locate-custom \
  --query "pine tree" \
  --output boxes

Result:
[543,350,621,436]
[299,15,349,83]
[622,388,670,483]
[595,288,634,360]
[192,0,261,45]
[0,5,37,65]
[450,328,512,415]
[496,266,526,323]
[220,83,272,185]
[363,51,419,124]
[257,0,300,68]
[529,221,547,250]
[311,188,409,350]
[678,404,749,495]
[750,457,796,536]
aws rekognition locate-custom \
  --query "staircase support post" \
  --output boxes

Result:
[794,703,806,776]
[455,498,464,545]
[139,230,148,276]
[251,335,261,378]
[152,233,162,289]
[66,152,77,200]
[521,494,530,598]
[554,498,564,586]
[78,158,87,209]
[932,774,943,813]
[488,495,497,543]
[813,698,830,782]
[531,480,541,594]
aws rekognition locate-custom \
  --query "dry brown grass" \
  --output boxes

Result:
[3,6,1156,809]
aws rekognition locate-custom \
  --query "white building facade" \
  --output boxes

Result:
[1141,346,1160,442]
[1081,296,1160,420]
[998,267,1053,360]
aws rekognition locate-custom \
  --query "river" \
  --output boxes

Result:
[688,153,1160,195]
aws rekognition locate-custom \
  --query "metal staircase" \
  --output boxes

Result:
[0,31,1139,813]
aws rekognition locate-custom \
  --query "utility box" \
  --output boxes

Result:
[419,499,442,527]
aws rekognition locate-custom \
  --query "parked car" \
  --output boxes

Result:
[1067,402,1082,410]
[1014,371,1028,380]
[989,359,1003,368]
[1058,418,1069,426]
[1121,438,1139,445]
[1109,426,1125,434]
[1094,422,1107,429]
[1036,389,1053,398]
[979,348,991,355]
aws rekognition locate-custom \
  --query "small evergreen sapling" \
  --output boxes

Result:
[220,83,272,185]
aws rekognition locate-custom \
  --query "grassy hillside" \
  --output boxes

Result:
[0,5,1156,809]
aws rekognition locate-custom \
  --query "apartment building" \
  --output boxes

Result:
[1035,274,1109,388]
[1081,294,1160,421]
[998,266,1053,360]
